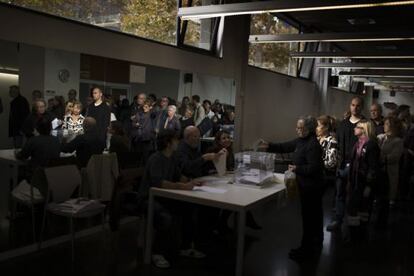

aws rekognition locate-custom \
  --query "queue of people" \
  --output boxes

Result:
[258,96,414,261]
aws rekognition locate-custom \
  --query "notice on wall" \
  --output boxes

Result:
[129,65,146,84]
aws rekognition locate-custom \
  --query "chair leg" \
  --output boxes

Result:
[39,209,48,250]
[31,205,36,243]
[101,212,106,250]
[70,217,75,263]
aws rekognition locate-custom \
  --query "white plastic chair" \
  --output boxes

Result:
[39,165,106,262]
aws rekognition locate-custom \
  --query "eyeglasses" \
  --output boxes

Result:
[355,126,364,129]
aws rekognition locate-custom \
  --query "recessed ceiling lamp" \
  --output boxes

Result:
[179,0,414,20]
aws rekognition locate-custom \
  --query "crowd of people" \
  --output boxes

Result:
[7,85,414,268]
[260,96,414,262]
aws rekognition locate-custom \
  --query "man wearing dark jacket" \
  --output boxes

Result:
[85,87,110,143]
[9,86,30,147]
[263,116,324,261]
[21,99,52,139]
[327,96,364,232]
[174,126,224,179]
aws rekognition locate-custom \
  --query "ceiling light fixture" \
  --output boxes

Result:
[178,0,414,20]
[290,52,414,59]
[316,62,414,70]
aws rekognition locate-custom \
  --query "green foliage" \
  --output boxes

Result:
[249,13,298,75]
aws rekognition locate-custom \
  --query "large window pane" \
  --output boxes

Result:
[2,0,178,45]
[249,14,299,76]
[181,0,215,51]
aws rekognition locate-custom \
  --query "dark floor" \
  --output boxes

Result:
[0,188,413,276]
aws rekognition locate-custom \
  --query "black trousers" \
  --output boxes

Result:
[299,186,324,249]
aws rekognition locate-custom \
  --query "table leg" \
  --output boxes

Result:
[236,209,246,276]
[144,191,154,264]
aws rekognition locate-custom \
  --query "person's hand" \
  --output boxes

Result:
[202,153,216,161]
[288,164,297,172]
[257,140,269,151]
[363,186,371,198]
[181,182,195,190]
[190,180,203,187]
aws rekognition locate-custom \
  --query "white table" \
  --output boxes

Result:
[144,173,286,276]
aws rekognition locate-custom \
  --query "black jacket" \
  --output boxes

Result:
[85,103,111,142]
[174,141,209,178]
[349,140,380,190]
[337,117,363,168]
[61,128,105,168]
[130,112,155,142]
[21,112,53,138]
[268,135,324,189]
[9,95,30,137]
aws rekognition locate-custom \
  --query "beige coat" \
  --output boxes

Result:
[377,134,404,200]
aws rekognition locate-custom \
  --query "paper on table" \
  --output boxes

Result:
[193,186,227,194]
[51,118,60,130]
[213,153,226,176]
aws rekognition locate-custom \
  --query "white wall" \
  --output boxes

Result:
[376,90,414,116]
[178,72,236,105]
[18,44,45,101]
[44,48,80,100]
[326,87,356,120]
[240,66,318,149]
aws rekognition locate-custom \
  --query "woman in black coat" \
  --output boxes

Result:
[261,116,324,261]
[347,120,380,241]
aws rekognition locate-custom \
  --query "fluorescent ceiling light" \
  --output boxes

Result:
[249,32,414,43]
[178,0,414,20]
[290,52,414,59]
[316,62,414,70]
[339,70,414,78]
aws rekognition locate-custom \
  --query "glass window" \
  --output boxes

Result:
[331,58,351,90]
[180,0,217,51]
[2,0,179,45]
[249,14,299,77]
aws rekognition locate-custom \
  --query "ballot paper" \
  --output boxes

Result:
[51,118,60,130]
[252,139,265,152]
[213,153,227,176]
[193,186,227,194]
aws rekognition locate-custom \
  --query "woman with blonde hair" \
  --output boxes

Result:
[347,120,380,241]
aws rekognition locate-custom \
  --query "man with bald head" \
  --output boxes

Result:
[370,103,384,135]
[61,116,105,167]
[175,126,226,178]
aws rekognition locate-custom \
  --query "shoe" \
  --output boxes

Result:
[152,254,170,269]
[326,221,341,232]
[180,248,206,259]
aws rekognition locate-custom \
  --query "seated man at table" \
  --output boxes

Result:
[138,129,203,269]
[175,126,226,178]
[16,117,61,195]
[61,117,105,168]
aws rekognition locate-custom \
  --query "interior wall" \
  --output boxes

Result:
[240,66,318,149]
[376,91,414,116]
[18,44,45,101]
[0,40,19,149]
[131,65,180,101]
[43,48,80,100]
[177,72,236,105]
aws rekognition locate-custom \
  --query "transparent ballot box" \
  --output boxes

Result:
[234,151,276,188]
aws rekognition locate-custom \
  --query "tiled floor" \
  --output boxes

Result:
[0,188,413,276]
